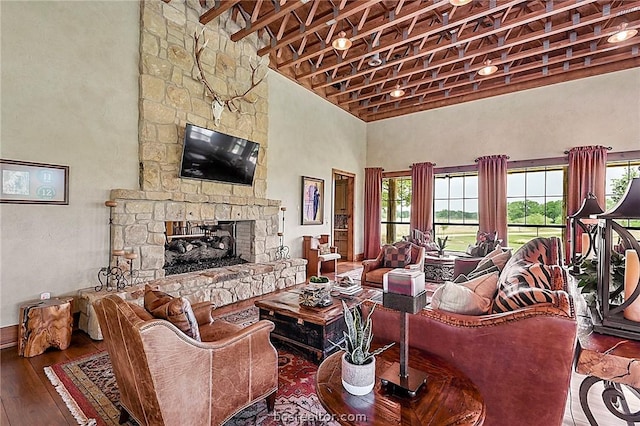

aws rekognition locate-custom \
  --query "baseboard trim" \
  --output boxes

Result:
[1,325,18,349]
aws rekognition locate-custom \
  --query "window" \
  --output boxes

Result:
[506,167,565,249]
[433,173,479,252]
[605,160,640,231]
[380,177,411,244]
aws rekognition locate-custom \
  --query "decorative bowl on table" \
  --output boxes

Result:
[299,283,332,307]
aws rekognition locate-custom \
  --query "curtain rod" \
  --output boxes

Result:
[474,155,510,163]
[409,163,437,167]
[563,146,612,154]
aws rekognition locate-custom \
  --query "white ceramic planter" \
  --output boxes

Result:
[341,353,376,395]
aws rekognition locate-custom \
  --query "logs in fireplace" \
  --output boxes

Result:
[164,220,247,275]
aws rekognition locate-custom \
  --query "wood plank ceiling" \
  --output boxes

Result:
[198,0,640,122]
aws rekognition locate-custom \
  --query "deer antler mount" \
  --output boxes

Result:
[194,28,265,126]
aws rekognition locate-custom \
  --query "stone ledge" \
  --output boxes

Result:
[77,258,307,340]
[109,188,281,207]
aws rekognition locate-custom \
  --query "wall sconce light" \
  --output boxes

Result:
[478,60,498,76]
[607,23,638,44]
[332,31,352,51]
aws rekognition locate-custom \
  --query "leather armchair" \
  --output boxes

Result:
[93,295,278,426]
[361,243,425,289]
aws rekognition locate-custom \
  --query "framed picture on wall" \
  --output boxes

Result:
[0,159,69,205]
[301,176,324,225]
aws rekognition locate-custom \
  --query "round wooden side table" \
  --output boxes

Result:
[316,345,485,425]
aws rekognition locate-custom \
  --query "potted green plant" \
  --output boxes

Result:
[330,301,394,395]
[575,252,625,307]
[436,236,448,257]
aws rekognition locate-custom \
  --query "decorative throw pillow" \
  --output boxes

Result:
[431,272,499,315]
[493,263,564,313]
[382,244,412,268]
[144,285,201,341]
[318,242,331,255]
[477,248,511,272]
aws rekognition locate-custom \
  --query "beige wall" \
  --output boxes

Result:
[367,68,640,171]
[0,1,140,326]
[267,72,367,258]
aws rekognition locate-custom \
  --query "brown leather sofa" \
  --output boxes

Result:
[93,295,278,426]
[361,243,425,288]
[362,237,578,426]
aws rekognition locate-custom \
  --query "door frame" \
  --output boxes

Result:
[332,169,355,261]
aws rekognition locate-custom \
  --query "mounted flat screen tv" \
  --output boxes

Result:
[179,124,259,186]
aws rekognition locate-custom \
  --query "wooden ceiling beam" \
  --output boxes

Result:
[345,22,640,108]
[277,0,451,69]
[363,56,640,121]
[324,2,634,99]
[304,0,596,82]
[231,0,307,42]
[200,0,240,25]
[257,0,380,57]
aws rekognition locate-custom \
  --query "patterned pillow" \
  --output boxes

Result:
[431,272,499,315]
[382,244,412,268]
[318,243,331,255]
[492,263,564,313]
[144,285,201,341]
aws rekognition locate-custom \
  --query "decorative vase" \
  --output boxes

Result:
[341,353,376,395]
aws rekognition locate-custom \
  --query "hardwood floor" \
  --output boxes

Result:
[0,261,631,425]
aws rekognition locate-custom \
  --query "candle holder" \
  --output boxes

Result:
[96,200,124,291]
[275,206,290,260]
[592,174,640,339]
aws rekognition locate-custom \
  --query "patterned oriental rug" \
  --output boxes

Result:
[44,307,339,426]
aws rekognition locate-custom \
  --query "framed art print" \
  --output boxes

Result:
[301,176,324,225]
[0,159,69,205]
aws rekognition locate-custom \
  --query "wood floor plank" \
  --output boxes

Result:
[0,349,70,426]
[1,400,11,426]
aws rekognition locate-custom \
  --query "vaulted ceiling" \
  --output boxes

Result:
[197,0,640,122]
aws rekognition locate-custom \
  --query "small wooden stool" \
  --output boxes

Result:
[18,297,73,357]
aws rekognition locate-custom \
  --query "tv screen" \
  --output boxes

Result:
[179,124,259,186]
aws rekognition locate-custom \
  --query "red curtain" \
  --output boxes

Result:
[410,162,435,233]
[566,145,608,257]
[364,167,383,260]
[478,155,508,245]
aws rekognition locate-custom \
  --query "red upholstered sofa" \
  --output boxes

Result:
[362,237,578,426]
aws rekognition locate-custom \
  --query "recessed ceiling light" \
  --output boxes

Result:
[478,59,498,76]
[607,23,638,43]
[332,31,352,51]
[449,0,473,6]
[390,84,405,98]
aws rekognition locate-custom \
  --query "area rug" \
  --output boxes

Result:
[335,267,362,283]
[44,307,339,426]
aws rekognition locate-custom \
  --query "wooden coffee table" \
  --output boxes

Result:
[316,345,485,425]
[255,287,380,362]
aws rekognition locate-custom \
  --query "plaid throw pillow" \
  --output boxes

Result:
[318,243,331,255]
[382,244,412,268]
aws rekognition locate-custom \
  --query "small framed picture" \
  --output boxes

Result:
[301,176,324,225]
[0,159,69,205]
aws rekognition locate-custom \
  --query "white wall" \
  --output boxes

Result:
[267,72,367,259]
[367,68,640,170]
[0,1,140,326]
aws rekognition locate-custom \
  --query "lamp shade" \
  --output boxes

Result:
[599,177,640,219]
[569,192,604,219]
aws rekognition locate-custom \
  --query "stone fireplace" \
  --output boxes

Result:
[108,189,282,281]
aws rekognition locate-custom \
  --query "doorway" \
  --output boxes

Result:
[332,169,355,261]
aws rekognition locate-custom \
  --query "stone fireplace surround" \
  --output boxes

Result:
[77,188,307,340]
